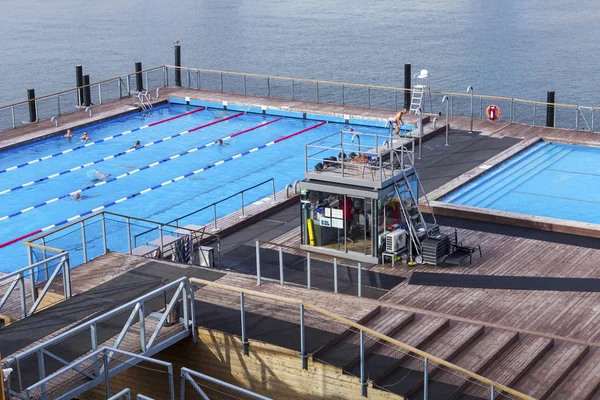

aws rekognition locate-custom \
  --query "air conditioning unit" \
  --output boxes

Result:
[386,230,407,253]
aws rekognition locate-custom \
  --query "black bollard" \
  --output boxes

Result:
[175,41,182,87]
[546,91,555,127]
[82,75,91,107]
[135,62,143,92]
[404,64,412,111]
[27,89,37,122]
[75,65,84,106]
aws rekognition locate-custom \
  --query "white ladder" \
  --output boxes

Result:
[409,69,432,114]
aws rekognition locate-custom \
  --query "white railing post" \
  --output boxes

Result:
[424,357,429,400]
[241,292,249,355]
[333,258,338,293]
[358,262,362,297]
[81,221,88,263]
[101,214,108,254]
[300,304,307,369]
[279,246,284,285]
[126,217,132,254]
[306,252,311,289]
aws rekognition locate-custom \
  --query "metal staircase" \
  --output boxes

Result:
[392,169,438,262]
[409,69,432,114]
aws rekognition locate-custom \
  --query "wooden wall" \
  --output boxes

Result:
[81,327,403,400]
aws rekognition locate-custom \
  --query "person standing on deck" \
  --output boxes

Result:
[392,109,407,135]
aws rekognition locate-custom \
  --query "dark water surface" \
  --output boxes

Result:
[1,0,599,106]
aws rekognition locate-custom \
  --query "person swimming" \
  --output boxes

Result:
[216,139,228,146]
[392,109,407,135]
[81,132,90,141]
[129,140,142,149]
[73,193,84,203]
[87,169,110,184]
[63,129,73,138]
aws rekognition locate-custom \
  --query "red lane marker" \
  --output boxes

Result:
[0,230,42,249]
[188,112,245,132]
[273,121,326,143]
[148,107,205,127]
[230,118,283,138]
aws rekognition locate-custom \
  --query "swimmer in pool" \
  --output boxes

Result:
[213,112,228,119]
[392,109,407,136]
[73,193,84,203]
[216,139,228,146]
[87,169,110,185]
[64,129,73,138]
[81,132,90,141]
[129,140,142,149]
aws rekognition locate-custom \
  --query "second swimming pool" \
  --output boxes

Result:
[442,141,600,224]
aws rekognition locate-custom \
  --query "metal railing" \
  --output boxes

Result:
[2,63,600,133]
[190,278,534,400]
[24,211,222,270]
[134,177,278,243]
[0,251,71,320]
[2,277,192,399]
[304,129,416,183]
[180,368,271,400]
[255,240,369,297]
[22,347,172,400]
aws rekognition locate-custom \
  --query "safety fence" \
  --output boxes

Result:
[23,211,223,271]
[2,64,600,135]
[1,277,193,400]
[180,367,272,400]
[189,278,534,400]
[0,249,70,323]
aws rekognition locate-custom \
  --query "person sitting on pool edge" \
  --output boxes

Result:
[81,131,90,141]
[63,129,73,138]
[392,109,407,135]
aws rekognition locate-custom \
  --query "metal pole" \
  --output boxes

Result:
[360,330,366,397]
[279,246,284,285]
[37,350,46,400]
[213,204,217,229]
[98,84,102,104]
[424,358,429,400]
[175,42,182,87]
[418,109,423,159]
[255,240,261,285]
[241,191,245,218]
[158,224,164,255]
[368,87,371,108]
[41,237,49,281]
[342,84,345,106]
[467,86,474,133]
[300,304,307,369]
[11,106,16,128]
[57,94,61,115]
[243,74,246,94]
[316,82,319,102]
[442,96,449,146]
[479,95,483,119]
[333,257,338,294]
[272,179,276,202]
[357,262,362,297]
[511,98,515,122]
[126,217,132,254]
[119,77,122,99]
[220,72,224,92]
[101,214,108,254]
[103,351,111,398]
[291,80,295,100]
[81,221,87,263]
[533,103,537,126]
[490,385,495,400]
[240,292,249,355]
[267,77,270,97]
[306,252,311,289]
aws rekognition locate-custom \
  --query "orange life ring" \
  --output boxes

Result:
[486,105,501,121]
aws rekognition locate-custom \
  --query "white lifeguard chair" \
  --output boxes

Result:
[409,69,433,114]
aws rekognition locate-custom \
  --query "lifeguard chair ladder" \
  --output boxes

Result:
[409,69,433,114]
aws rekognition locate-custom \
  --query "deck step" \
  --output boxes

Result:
[460,334,554,399]
[547,347,600,400]
[511,341,588,400]
[410,328,518,400]
[346,315,449,385]
[314,307,414,369]
[400,323,485,398]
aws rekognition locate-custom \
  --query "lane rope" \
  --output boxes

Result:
[0,116,280,220]
[0,121,326,248]
[0,112,247,196]
[0,107,205,175]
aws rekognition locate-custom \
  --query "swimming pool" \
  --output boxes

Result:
[0,100,406,273]
[442,141,600,225]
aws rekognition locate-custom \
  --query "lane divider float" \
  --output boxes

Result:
[0,121,326,248]
[0,107,205,175]
[0,116,280,221]
[0,112,248,196]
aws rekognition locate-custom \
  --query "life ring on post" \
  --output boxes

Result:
[486,105,501,121]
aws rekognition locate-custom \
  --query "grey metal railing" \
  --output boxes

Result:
[0,252,71,319]
[3,277,192,399]
[180,367,272,400]
[22,347,173,400]
[134,178,278,243]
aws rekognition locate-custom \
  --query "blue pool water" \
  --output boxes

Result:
[0,103,398,273]
[442,141,600,224]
